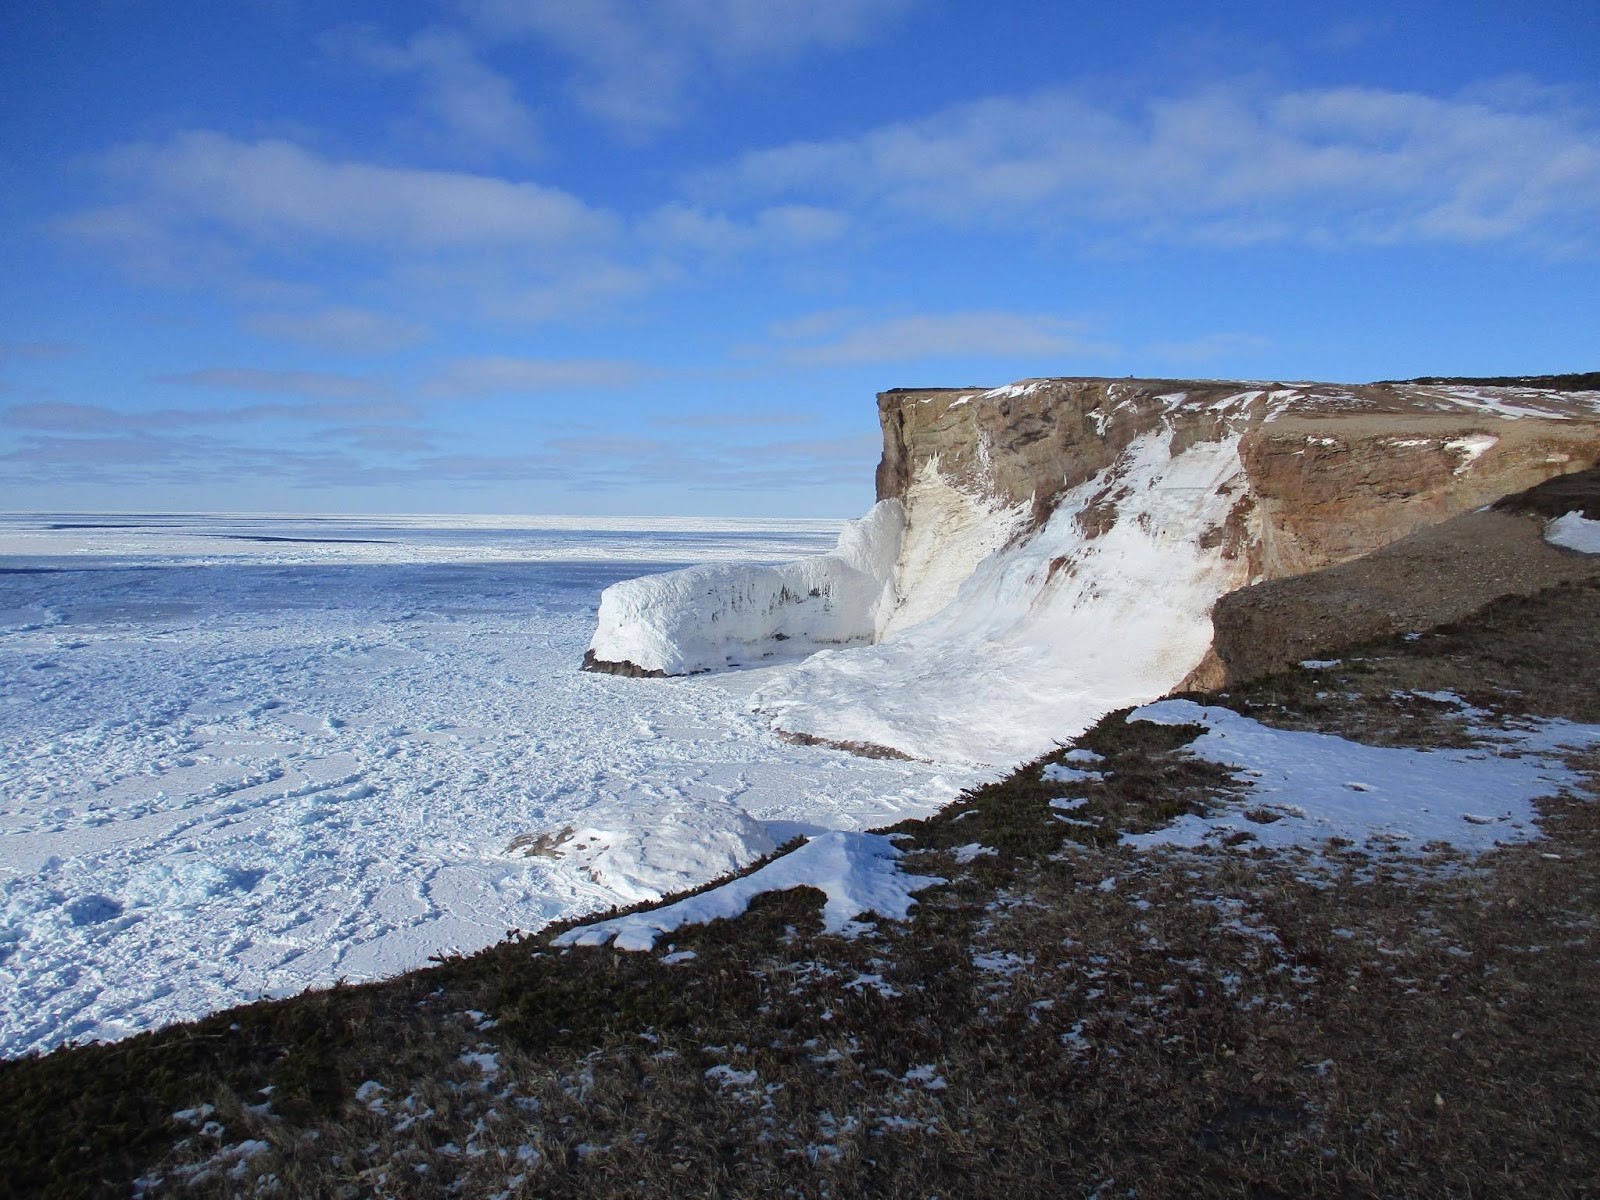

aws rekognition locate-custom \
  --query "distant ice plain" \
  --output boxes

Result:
[0,514,974,1058]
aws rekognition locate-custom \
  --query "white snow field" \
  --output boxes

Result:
[0,514,978,1058]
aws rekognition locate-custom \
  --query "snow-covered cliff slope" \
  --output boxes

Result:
[589,378,1600,765]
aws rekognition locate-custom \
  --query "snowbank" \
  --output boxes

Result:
[506,799,778,907]
[553,831,943,951]
[754,431,1253,764]
[1121,699,1600,854]
[1546,511,1600,554]
[586,500,905,675]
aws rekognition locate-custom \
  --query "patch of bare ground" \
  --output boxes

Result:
[4,583,1599,1198]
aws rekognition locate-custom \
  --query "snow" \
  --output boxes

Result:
[1546,512,1600,554]
[1042,764,1102,784]
[1426,386,1600,420]
[877,461,1029,636]
[586,500,905,675]
[755,429,1253,764]
[0,514,979,1058]
[553,831,944,952]
[1121,700,1600,854]
[1444,434,1498,473]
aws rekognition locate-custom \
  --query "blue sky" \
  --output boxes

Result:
[2,0,1596,516]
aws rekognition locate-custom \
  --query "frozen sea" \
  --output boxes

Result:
[0,513,976,1058]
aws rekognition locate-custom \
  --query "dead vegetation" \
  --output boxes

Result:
[3,585,1599,1198]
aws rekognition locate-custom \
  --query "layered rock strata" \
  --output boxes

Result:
[590,377,1600,765]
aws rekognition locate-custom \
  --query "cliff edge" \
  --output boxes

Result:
[589,377,1600,765]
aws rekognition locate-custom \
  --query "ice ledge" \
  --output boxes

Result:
[585,499,904,676]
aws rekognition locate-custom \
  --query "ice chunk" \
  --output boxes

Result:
[586,501,905,675]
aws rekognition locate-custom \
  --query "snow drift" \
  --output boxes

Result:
[754,429,1251,764]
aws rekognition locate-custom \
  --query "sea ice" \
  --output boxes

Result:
[0,513,978,1057]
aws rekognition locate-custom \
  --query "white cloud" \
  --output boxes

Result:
[0,341,77,366]
[771,311,1115,365]
[423,355,649,395]
[247,308,429,355]
[331,26,540,155]
[76,131,614,252]
[152,367,391,400]
[464,0,913,134]
[708,84,1600,253]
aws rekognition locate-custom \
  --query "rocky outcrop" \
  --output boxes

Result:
[591,376,1600,765]
[1206,466,1600,684]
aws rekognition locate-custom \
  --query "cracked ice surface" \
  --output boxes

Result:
[0,514,978,1057]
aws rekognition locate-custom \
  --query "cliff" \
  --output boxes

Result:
[589,377,1600,765]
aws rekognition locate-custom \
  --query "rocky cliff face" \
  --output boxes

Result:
[876,378,1599,579]
[592,377,1600,766]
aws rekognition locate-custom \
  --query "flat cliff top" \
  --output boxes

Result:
[880,375,1600,421]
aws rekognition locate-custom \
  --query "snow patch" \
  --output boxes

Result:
[505,799,778,907]
[1445,434,1498,474]
[553,832,943,952]
[1546,512,1600,555]
[1122,700,1600,854]
[878,461,1029,636]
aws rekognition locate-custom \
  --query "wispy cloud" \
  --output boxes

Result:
[1,420,874,496]
[423,355,650,395]
[768,311,1116,365]
[707,84,1600,254]
[328,25,540,155]
[649,410,813,429]
[247,308,429,355]
[0,341,78,366]
[152,367,392,400]
[4,399,416,432]
[67,132,614,254]
[1147,332,1273,364]
[464,0,914,136]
